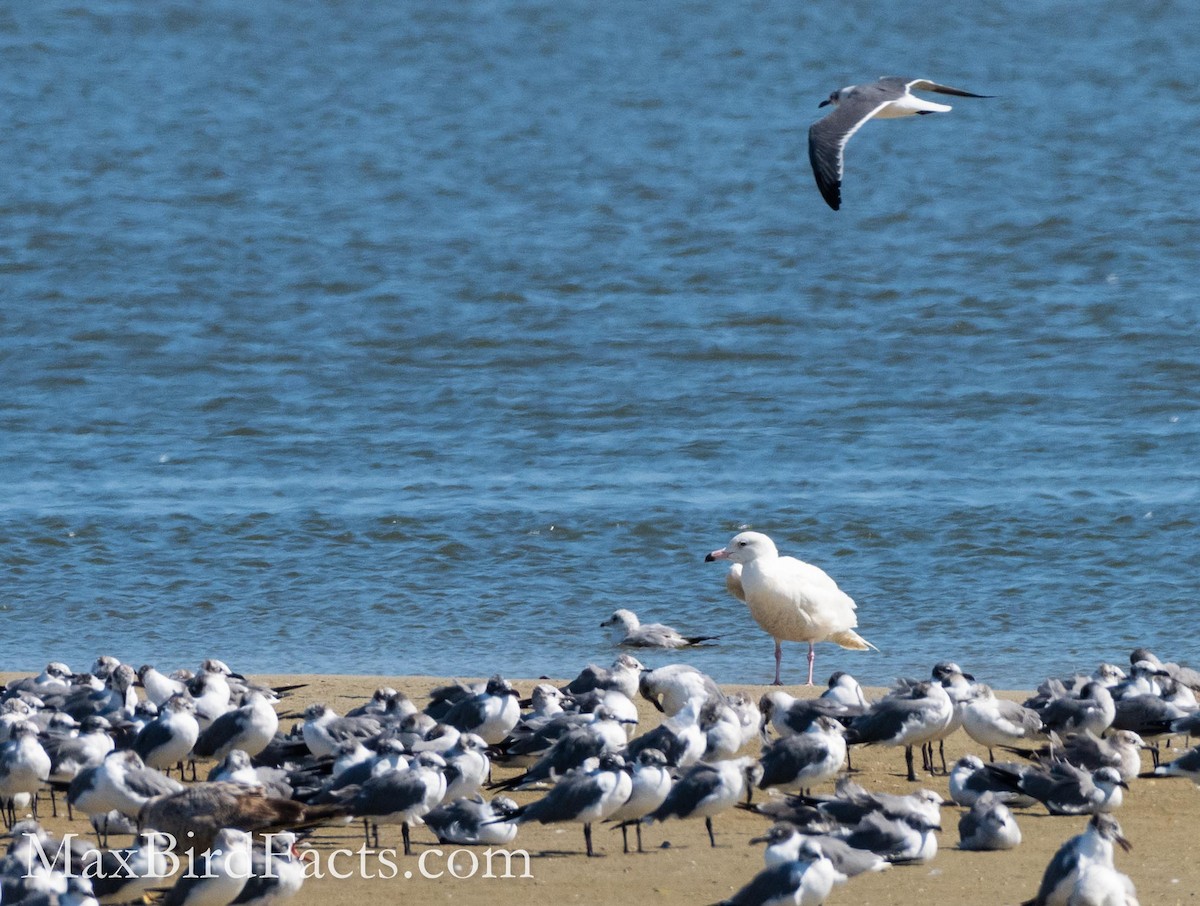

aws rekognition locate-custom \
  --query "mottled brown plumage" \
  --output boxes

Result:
[138,781,346,852]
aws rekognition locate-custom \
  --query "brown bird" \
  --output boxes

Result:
[137,781,346,852]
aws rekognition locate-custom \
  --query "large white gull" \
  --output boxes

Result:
[706,531,876,686]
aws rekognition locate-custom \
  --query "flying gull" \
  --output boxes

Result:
[808,77,991,210]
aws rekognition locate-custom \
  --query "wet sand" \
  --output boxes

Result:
[13,672,1197,905]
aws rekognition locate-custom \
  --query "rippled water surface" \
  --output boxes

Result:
[2,1,1198,688]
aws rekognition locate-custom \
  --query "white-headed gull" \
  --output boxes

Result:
[600,609,717,649]
[707,531,875,686]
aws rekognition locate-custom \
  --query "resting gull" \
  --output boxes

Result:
[600,609,718,649]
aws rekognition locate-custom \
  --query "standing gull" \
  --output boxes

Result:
[643,757,763,848]
[808,76,992,210]
[504,753,632,858]
[192,692,279,762]
[706,531,875,686]
[846,681,953,782]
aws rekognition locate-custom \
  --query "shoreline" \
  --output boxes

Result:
[5,672,1194,906]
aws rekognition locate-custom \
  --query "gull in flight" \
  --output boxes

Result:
[808,77,992,210]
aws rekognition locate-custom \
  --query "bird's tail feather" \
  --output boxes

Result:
[829,630,878,652]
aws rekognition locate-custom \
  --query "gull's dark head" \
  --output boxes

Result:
[818,87,847,108]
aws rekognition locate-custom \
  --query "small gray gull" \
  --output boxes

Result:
[1022,813,1131,906]
[986,761,1126,816]
[702,696,755,760]
[563,654,645,700]
[759,690,860,741]
[566,685,641,729]
[960,684,1044,761]
[751,824,889,877]
[600,609,718,649]
[160,827,252,906]
[1148,744,1200,784]
[1112,692,1191,735]
[843,808,940,864]
[44,716,115,784]
[706,531,875,686]
[4,663,74,697]
[758,716,847,795]
[439,676,521,745]
[643,756,763,848]
[957,791,1022,851]
[85,831,175,904]
[605,748,673,853]
[134,695,201,777]
[807,76,992,210]
[948,755,1035,808]
[623,697,707,768]
[797,776,944,828]
[1020,730,1147,782]
[192,692,280,762]
[1129,647,1200,692]
[820,671,868,710]
[300,704,382,759]
[712,838,838,906]
[347,687,417,722]
[229,831,306,906]
[441,733,491,801]
[424,794,520,846]
[518,683,566,718]
[61,664,138,722]
[638,663,726,715]
[341,752,448,853]
[136,665,188,707]
[491,705,630,791]
[846,681,954,781]
[0,722,51,824]
[207,750,294,799]
[67,750,182,843]
[397,719,462,756]
[505,753,632,857]
[1031,682,1116,738]
[187,671,234,730]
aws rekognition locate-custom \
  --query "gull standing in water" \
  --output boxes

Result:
[706,531,875,686]
[808,76,992,210]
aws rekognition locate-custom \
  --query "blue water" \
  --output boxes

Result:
[2,1,1198,689]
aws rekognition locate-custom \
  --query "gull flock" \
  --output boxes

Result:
[2,632,1199,906]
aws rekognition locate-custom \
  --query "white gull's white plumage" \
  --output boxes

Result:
[808,76,992,211]
[707,531,875,686]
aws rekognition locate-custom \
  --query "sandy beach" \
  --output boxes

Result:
[10,672,1196,906]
